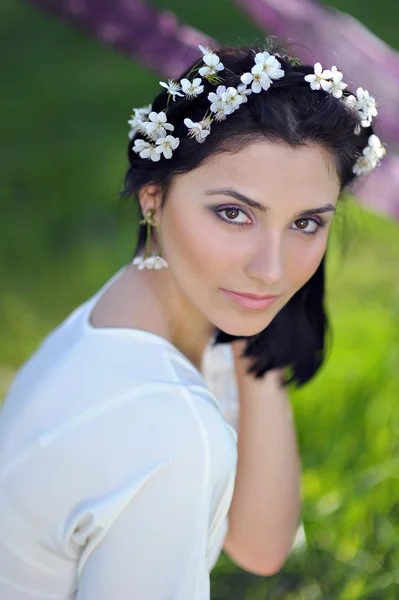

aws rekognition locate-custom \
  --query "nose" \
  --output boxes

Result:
[244,229,284,285]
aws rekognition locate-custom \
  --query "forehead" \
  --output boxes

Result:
[177,141,341,206]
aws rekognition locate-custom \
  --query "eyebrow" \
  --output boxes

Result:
[203,187,336,218]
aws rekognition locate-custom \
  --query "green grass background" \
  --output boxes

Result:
[1,0,399,597]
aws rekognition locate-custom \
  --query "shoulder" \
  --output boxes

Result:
[20,383,236,524]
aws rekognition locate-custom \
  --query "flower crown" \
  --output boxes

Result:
[128,46,386,177]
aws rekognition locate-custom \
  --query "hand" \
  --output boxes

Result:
[231,338,285,389]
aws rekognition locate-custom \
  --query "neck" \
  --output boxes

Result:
[126,260,216,371]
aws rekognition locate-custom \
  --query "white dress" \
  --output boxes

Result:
[0,265,240,600]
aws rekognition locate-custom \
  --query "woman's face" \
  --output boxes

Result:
[158,141,341,338]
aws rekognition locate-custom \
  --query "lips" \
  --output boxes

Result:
[228,291,280,299]
[221,289,281,310]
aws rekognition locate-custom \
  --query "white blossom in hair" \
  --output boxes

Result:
[208,85,230,118]
[344,89,378,131]
[180,77,204,98]
[304,64,385,172]
[128,104,152,139]
[240,65,273,93]
[353,134,386,175]
[304,62,333,91]
[155,135,180,159]
[184,118,211,143]
[223,84,252,111]
[240,52,284,93]
[129,45,386,176]
[236,83,252,103]
[198,44,214,57]
[143,111,175,141]
[329,66,348,98]
[133,139,161,162]
[355,87,378,127]
[159,79,184,100]
[254,52,285,80]
[199,53,224,79]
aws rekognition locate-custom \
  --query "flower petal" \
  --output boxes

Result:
[241,72,253,85]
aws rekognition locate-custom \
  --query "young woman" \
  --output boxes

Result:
[0,43,385,599]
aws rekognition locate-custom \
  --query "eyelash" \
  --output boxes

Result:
[213,205,326,236]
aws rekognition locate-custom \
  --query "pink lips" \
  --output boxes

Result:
[221,289,280,310]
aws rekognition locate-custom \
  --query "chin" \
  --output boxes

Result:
[216,318,274,338]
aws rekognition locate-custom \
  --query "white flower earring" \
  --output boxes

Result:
[132,208,169,270]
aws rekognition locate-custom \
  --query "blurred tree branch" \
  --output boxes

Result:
[231,0,399,219]
[232,0,399,149]
[24,0,399,219]
[24,0,215,77]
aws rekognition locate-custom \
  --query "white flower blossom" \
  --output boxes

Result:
[131,53,385,177]
[352,155,373,176]
[213,110,228,121]
[304,62,333,92]
[236,82,252,103]
[132,139,161,161]
[132,255,146,269]
[184,118,211,143]
[370,134,386,158]
[198,44,213,57]
[343,95,362,133]
[127,104,152,138]
[208,85,228,114]
[241,64,273,93]
[254,52,285,80]
[199,53,224,78]
[148,256,169,269]
[155,135,180,159]
[353,134,386,175]
[344,94,357,107]
[143,145,162,162]
[355,87,378,127]
[222,87,240,110]
[180,77,204,98]
[144,111,174,141]
[128,112,143,132]
[328,66,347,98]
[200,116,212,128]
[221,85,251,112]
[159,79,184,100]
[132,138,150,156]
[363,134,386,160]
[133,255,168,270]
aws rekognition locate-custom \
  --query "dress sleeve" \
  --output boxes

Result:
[74,385,237,600]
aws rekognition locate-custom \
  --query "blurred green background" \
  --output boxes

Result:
[1,0,399,598]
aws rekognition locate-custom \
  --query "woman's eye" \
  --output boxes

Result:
[214,207,324,234]
[216,207,252,226]
[292,218,322,235]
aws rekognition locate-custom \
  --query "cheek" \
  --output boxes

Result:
[162,209,225,282]
[285,235,328,289]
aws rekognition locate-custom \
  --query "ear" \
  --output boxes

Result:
[137,184,163,224]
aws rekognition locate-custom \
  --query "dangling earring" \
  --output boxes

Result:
[132,208,169,270]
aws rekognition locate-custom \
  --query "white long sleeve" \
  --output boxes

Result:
[74,388,236,600]
[0,265,238,600]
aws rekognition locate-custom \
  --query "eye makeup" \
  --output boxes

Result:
[207,204,327,236]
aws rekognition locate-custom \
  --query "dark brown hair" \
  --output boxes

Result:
[121,42,375,387]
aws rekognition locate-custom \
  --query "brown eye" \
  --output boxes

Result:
[291,217,322,236]
[225,208,239,220]
[295,219,310,229]
[215,206,252,226]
